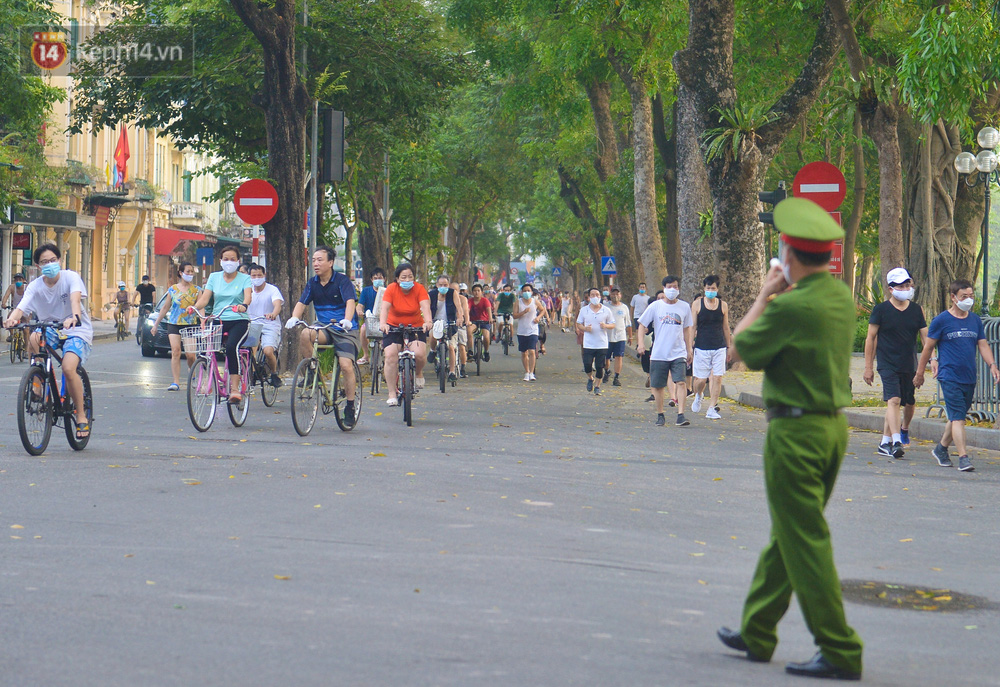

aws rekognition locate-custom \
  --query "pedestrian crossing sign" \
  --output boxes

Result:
[551,267,561,276]
[601,256,617,275]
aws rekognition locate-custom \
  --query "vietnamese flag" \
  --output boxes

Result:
[113,125,130,188]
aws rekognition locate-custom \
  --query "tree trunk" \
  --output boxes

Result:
[675,80,714,287]
[863,98,905,282]
[842,108,865,297]
[856,252,875,298]
[356,175,394,282]
[652,93,681,275]
[228,0,309,368]
[606,49,668,288]
[585,80,641,298]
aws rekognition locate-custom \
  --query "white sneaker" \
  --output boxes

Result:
[386,397,399,406]
[415,376,425,389]
[529,373,536,381]
[523,373,531,382]
[691,393,703,414]
[706,407,721,419]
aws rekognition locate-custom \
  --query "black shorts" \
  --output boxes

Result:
[518,334,539,352]
[582,348,607,378]
[879,368,916,405]
[166,323,197,338]
[382,328,427,349]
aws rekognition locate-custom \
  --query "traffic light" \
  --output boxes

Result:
[758,181,786,225]
[319,109,347,183]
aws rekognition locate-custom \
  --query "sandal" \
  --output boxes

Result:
[75,420,91,440]
[167,383,179,391]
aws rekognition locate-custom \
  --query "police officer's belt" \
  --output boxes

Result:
[765,406,840,422]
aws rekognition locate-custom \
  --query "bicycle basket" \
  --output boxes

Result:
[182,324,223,354]
[365,313,383,338]
[432,319,445,339]
[243,321,263,348]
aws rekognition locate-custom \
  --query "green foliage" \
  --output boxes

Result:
[703,103,778,163]
[853,317,868,353]
[899,6,1000,124]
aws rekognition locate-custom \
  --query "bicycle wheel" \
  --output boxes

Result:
[227,390,250,426]
[187,357,217,432]
[334,360,362,431]
[64,367,94,451]
[291,357,319,436]
[401,357,413,427]
[438,342,447,393]
[474,336,482,376]
[259,362,278,407]
[17,366,52,455]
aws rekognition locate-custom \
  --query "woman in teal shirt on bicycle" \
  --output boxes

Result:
[190,246,252,404]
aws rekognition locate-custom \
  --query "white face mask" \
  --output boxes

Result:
[181,273,194,283]
[664,287,679,300]
[251,277,265,288]
[956,297,975,312]
[589,296,601,306]
[220,260,239,274]
[891,288,914,301]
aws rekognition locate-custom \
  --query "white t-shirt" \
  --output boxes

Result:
[577,304,614,349]
[638,299,692,362]
[515,297,539,336]
[248,283,284,334]
[18,270,93,345]
[630,293,651,319]
[607,301,630,342]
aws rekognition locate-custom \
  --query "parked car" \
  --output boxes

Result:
[138,293,172,357]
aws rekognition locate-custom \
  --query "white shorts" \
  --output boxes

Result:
[693,347,726,378]
[457,328,468,346]
[260,327,281,350]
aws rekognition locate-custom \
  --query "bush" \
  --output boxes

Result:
[853,317,868,353]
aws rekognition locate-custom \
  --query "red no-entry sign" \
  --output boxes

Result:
[234,179,278,226]
[793,161,846,211]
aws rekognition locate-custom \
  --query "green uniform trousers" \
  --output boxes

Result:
[740,413,863,674]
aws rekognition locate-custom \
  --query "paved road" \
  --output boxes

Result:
[1,331,997,686]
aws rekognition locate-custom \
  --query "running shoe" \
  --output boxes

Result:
[524,373,531,382]
[668,398,676,407]
[876,443,894,458]
[344,401,355,426]
[645,394,655,402]
[932,444,952,467]
[270,373,283,388]
[958,455,975,472]
[415,376,426,389]
[706,408,721,419]
[891,442,905,459]
[167,383,179,392]
[612,376,621,387]
[900,428,909,446]
[529,373,536,381]
[386,396,398,406]
[655,413,665,426]
[483,351,490,362]
[448,371,457,382]
[594,387,602,396]
[691,393,703,414]
[587,379,594,392]
[676,413,690,427]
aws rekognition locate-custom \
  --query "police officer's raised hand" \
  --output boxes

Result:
[760,264,789,298]
[863,366,874,386]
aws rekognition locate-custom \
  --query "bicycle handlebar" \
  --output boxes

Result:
[187,304,246,322]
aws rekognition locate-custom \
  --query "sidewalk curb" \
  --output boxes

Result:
[722,388,1000,452]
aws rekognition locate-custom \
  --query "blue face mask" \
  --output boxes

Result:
[602,291,609,297]
[373,279,384,288]
[705,290,717,299]
[438,286,449,295]
[15,281,23,288]
[41,262,60,279]
[639,289,645,294]
[400,281,414,290]
[520,292,532,300]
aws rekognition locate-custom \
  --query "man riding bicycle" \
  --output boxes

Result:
[426,274,464,383]
[3,243,92,439]
[286,245,360,425]
[467,283,494,362]
[494,282,516,342]
[114,281,132,331]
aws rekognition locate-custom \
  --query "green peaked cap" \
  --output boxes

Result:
[774,197,844,243]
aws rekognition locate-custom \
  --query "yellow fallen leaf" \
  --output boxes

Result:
[689,552,705,557]
[10,536,21,540]
[845,498,853,502]
[695,541,706,545]
[712,477,723,481]
[314,505,321,508]
[543,450,552,454]
[124,554,134,558]
[183,480,201,486]
[375,412,383,416]
[10,525,23,529]
[274,575,290,580]
[958,533,971,536]
[899,538,913,542]
[406,472,416,476]
[522,432,535,435]
[370,452,386,457]
[698,580,708,585]
[931,567,942,571]
[933,595,951,601]
[146,580,155,585]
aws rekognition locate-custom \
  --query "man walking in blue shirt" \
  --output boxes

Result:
[915,279,1000,472]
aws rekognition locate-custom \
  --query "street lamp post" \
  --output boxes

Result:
[955,126,1000,316]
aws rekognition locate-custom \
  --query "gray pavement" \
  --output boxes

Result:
[0,331,998,686]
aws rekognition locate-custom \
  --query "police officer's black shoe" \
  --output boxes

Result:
[785,652,860,680]
[716,627,767,663]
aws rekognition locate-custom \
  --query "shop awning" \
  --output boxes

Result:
[155,227,205,255]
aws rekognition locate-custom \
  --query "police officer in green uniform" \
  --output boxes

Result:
[716,198,863,681]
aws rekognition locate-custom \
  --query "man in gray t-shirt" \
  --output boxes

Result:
[637,276,693,427]
[630,282,650,329]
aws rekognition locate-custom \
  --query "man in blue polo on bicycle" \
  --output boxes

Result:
[4,243,93,439]
[285,245,360,425]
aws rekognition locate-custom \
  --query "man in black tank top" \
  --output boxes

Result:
[690,276,733,419]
